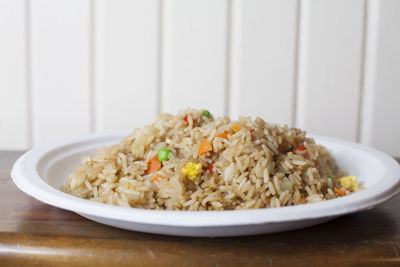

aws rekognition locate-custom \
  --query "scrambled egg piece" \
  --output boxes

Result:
[181,162,203,180]
[339,176,358,191]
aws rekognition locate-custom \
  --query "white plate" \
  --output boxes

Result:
[11,133,400,237]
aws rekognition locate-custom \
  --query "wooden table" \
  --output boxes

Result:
[1,151,400,266]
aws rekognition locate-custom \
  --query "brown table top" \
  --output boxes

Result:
[1,151,400,266]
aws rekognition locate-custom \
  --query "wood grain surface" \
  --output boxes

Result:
[1,151,400,266]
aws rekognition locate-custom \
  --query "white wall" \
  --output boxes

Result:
[1,0,399,156]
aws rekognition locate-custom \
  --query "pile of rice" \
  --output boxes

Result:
[62,108,357,210]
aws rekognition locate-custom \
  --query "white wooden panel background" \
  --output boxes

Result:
[360,0,400,157]
[230,0,298,125]
[296,0,365,141]
[0,0,399,157]
[0,0,29,150]
[30,0,91,145]
[95,0,159,131]
[161,0,228,116]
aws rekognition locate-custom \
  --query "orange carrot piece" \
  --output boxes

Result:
[146,156,161,174]
[296,145,307,151]
[232,124,242,133]
[183,115,189,124]
[207,164,214,172]
[335,188,346,196]
[293,145,307,154]
[250,129,255,133]
[215,133,231,139]
[198,140,212,155]
[152,174,164,182]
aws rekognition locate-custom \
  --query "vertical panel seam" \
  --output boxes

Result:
[157,0,164,114]
[224,0,233,117]
[89,0,96,133]
[292,0,302,127]
[356,0,369,143]
[359,0,379,145]
[228,0,243,119]
[294,0,310,129]
[25,0,33,148]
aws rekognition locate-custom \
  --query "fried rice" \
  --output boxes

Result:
[62,108,359,210]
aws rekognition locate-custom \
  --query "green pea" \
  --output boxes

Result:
[87,195,94,199]
[202,110,210,118]
[158,148,171,161]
